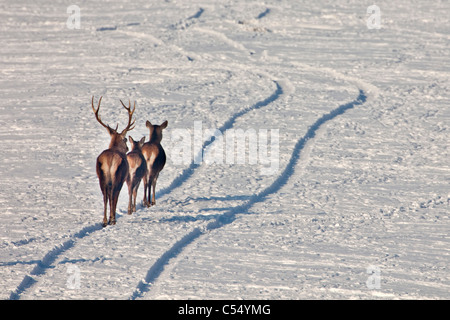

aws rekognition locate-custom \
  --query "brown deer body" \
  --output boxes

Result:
[142,120,168,207]
[92,97,136,227]
[126,136,147,214]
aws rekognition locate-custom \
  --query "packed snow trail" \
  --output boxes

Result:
[2,2,385,300]
[6,4,281,299]
[8,223,102,300]
[156,81,283,199]
[130,90,367,299]
[2,0,449,300]
[7,79,283,300]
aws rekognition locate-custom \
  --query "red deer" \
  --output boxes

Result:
[91,96,136,227]
[142,120,168,207]
[126,136,147,215]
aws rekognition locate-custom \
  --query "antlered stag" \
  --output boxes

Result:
[142,120,168,207]
[126,135,147,215]
[91,96,136,227]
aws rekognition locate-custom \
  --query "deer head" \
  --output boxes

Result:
[91,96,136,154]
[128,136,146,152]
[146,120,168,144]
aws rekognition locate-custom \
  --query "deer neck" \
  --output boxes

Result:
[130,146,142,154]
[148,134,161,145]
[109,141,127,154]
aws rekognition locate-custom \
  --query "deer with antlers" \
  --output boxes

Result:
[91,96,136,227]
[142,120,168,207]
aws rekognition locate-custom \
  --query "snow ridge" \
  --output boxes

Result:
[7,81,283,300]
[256,8,271,20]
[9,224,103,300]
[156,81,283,199]
[129,89,367,299]
[188,8,205,21]
[208,89,367,229]
[130,228,203,300]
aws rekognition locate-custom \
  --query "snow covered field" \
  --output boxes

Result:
[1,0,449,300]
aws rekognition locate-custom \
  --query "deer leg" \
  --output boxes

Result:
[147,173,154,207]
[133,180,140,212]
[102,191,108,227]
[143,173,150,207]
[126,177,133,215]
[111,182,122,225]
[111,192,117,225]
[143,173,149,207]
[151,173,159,206]
[108,189,115,225]
[132,187,137,212]
[127,184,133,215]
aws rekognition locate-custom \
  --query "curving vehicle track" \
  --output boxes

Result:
[1,1,449,300]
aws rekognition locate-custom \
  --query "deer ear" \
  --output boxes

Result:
[129,136,134,144]
[160,120,168,129]
[139,136,146,146]
[146,120,152,128]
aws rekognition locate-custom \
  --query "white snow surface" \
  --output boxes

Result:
[1,0,449,300]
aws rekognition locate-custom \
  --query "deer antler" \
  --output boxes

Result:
[119,99,136,135]
[92,96,113,131]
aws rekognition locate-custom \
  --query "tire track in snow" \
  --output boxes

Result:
[7,7,284,300]
[129,89,367,300]
[129,8,374,299]
[170,7,204,29]
[7,78,283,301]
[256,8,271,20]
[208,89,366,229]
[192,27,249,53]
[8,224,102,300]
[156,80,282,199]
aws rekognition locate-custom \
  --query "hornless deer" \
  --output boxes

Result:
[142,120,168,207]
[91,96,136,227]
[126,136,147,215]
